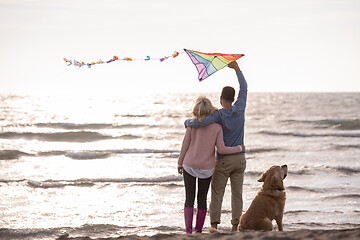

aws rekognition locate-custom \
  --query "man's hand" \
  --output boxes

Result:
[178,166,183,175]
[241,144,246,152]
[228,61,240,72]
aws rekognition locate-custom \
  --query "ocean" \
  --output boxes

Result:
[0,92,359,240]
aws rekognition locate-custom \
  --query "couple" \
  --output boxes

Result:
[177,61,248,234]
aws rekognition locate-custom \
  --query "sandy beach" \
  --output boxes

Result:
[57,228,360,240]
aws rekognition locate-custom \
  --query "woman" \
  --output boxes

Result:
[178,96,244,234]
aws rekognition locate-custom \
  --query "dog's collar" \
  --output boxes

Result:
[275,187,284,191]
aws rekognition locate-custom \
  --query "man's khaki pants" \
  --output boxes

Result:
[210,154,246,225]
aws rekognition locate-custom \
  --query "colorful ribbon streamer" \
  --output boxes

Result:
[64,51,181,68]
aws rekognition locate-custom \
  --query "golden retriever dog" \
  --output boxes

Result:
[240,165,287,231]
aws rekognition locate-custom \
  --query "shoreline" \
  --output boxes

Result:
[58,228,360,240]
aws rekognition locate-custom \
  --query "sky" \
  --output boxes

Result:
[0,0,359,97]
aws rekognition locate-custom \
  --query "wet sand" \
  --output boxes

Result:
[57,228,360,240]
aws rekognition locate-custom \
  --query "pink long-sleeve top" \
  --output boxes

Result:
[178,123,242,170]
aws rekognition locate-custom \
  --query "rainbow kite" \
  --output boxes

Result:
[184,49,244,81]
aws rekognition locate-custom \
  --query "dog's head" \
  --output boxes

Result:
[258,165,287,192]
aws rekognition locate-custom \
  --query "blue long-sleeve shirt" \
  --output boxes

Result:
[184,70,247,159]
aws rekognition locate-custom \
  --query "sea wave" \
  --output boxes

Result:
[0,179,25,183]
[34,122,154,130]
[285,210,312,215]
[27,180,95,188]
[247,168,314,177]
[0,228,60,240]
[23,176,183,188]
[315,119,360,130]
[0,224,183,240]
[65,151,111,160]
[0,131,113,142]
[247,147,281,154]
[260,130,360,138]
[326,166,360,175]
[288,165,360,176]
[4,122,164,130]
[282,119,360,130]
[0,150,32,160]
[240,169,313,178]
[290,222,360,230]
[331,144,360,150]
[246,166,359,178]
[119,114,147,118]
[285,210,344,215]
[0,224,126,240]
[286,186,324,193]
[324,194,360,200]
[0,131,169,142]
[37,150,68,157]
[243,171,263,177]
[0,149,179,160]
[64,149,178,160]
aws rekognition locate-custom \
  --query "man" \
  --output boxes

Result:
[184,61,247,232]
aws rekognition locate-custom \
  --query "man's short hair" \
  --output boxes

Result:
[221,86,235,102]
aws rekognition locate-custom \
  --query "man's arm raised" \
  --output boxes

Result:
[229,61,247,110]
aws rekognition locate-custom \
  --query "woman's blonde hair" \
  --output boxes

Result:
[191,96,218,122]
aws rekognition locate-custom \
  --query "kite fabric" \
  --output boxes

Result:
[184,49,244,81]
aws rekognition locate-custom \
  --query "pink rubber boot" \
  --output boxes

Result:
[184,207,194,234]
[195,208,207,233]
